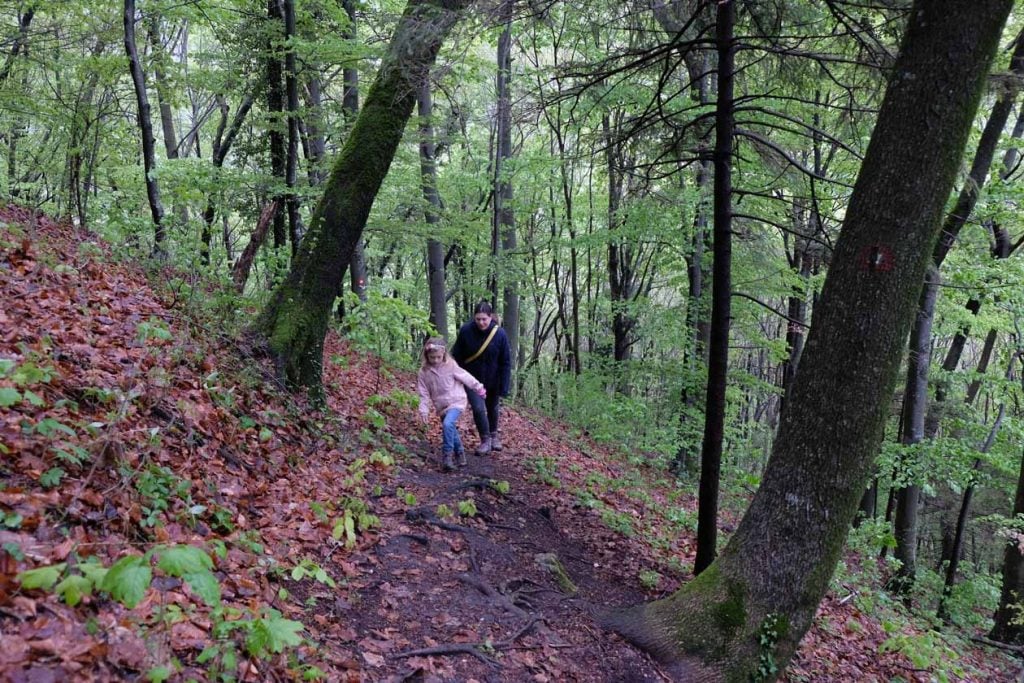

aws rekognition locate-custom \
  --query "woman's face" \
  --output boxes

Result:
[427,350,444,365]
[474,313,492,331]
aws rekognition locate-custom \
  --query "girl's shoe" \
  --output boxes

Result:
[457,450,467,467]
[490,432,502,451]
[441,451,455,472]
[475,436,492,455]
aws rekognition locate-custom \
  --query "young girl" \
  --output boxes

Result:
[417,337,486,471]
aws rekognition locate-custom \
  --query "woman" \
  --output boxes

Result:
[451,302,512,454]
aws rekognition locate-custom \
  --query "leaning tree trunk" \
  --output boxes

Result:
[124,0,166,257]
[257,0,475,399]
[604,1,1011,679]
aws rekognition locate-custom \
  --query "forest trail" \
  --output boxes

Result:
[0,205,1017,681]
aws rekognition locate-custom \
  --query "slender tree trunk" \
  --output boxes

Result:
[694,0,733,576]
[495,1,519,376]
[343,0,368,306]
[418,81,448,339]
[202,94,254,265]
[147,18,179,160]
[257,0,475,398]
[991,441,1024,643]
[284,0,301,249]
[938,402,1004,621]
[604,2,1011,678]
[890,31,1024,591]
[891,264,939,593]
[266,0,287,251]
[123,0,166,257]
[0,6,34,84]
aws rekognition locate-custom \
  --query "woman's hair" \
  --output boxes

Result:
[420,337,449,367]
[473,301,494,316]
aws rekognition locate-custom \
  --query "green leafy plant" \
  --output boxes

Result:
[457,499,478,517]
[331,497,380,549]
[134,464,192,527]
[527,456,560,487]
[638,569,661,590]
[16,544,219,609]
[290,558,336,588]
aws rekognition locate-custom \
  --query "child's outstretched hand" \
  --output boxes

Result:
[418,412,430,426]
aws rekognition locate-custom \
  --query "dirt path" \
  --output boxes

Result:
[318,426,669,682]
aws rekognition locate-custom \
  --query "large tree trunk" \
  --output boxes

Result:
[124,0,166,257]
[418,81,448,340]
[694,0,733,576]
[604,1,1011,679]
[256,0,475,398]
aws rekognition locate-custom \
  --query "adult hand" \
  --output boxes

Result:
[477,386,487,398]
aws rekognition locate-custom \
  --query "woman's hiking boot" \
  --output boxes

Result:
[475,436,492,456]
[456,449,467,467]
[441,451,455,472]
[490,432,502,452]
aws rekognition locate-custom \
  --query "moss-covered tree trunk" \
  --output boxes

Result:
[604,1,1012,680]
[256,0,475,399]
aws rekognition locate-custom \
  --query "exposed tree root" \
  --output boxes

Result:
[392,616,544,669]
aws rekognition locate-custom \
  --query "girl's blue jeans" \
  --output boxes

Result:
[442,407,464,454]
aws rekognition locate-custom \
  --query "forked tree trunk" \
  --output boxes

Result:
[603,2,1011,679]
[256,0,475,399]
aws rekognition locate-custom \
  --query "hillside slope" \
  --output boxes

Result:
[0,205,1017,681]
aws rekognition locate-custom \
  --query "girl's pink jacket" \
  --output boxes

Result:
[417,359,484,419]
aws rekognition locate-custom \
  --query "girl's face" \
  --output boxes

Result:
[474,313,492,330]
[427,350,444,365]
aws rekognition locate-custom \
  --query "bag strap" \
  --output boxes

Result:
[464,325,498,364]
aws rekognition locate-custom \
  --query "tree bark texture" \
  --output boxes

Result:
[256,0,475,398]
[694,0,733,576]
[123,0,166,256]
[603,2,1011,679]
